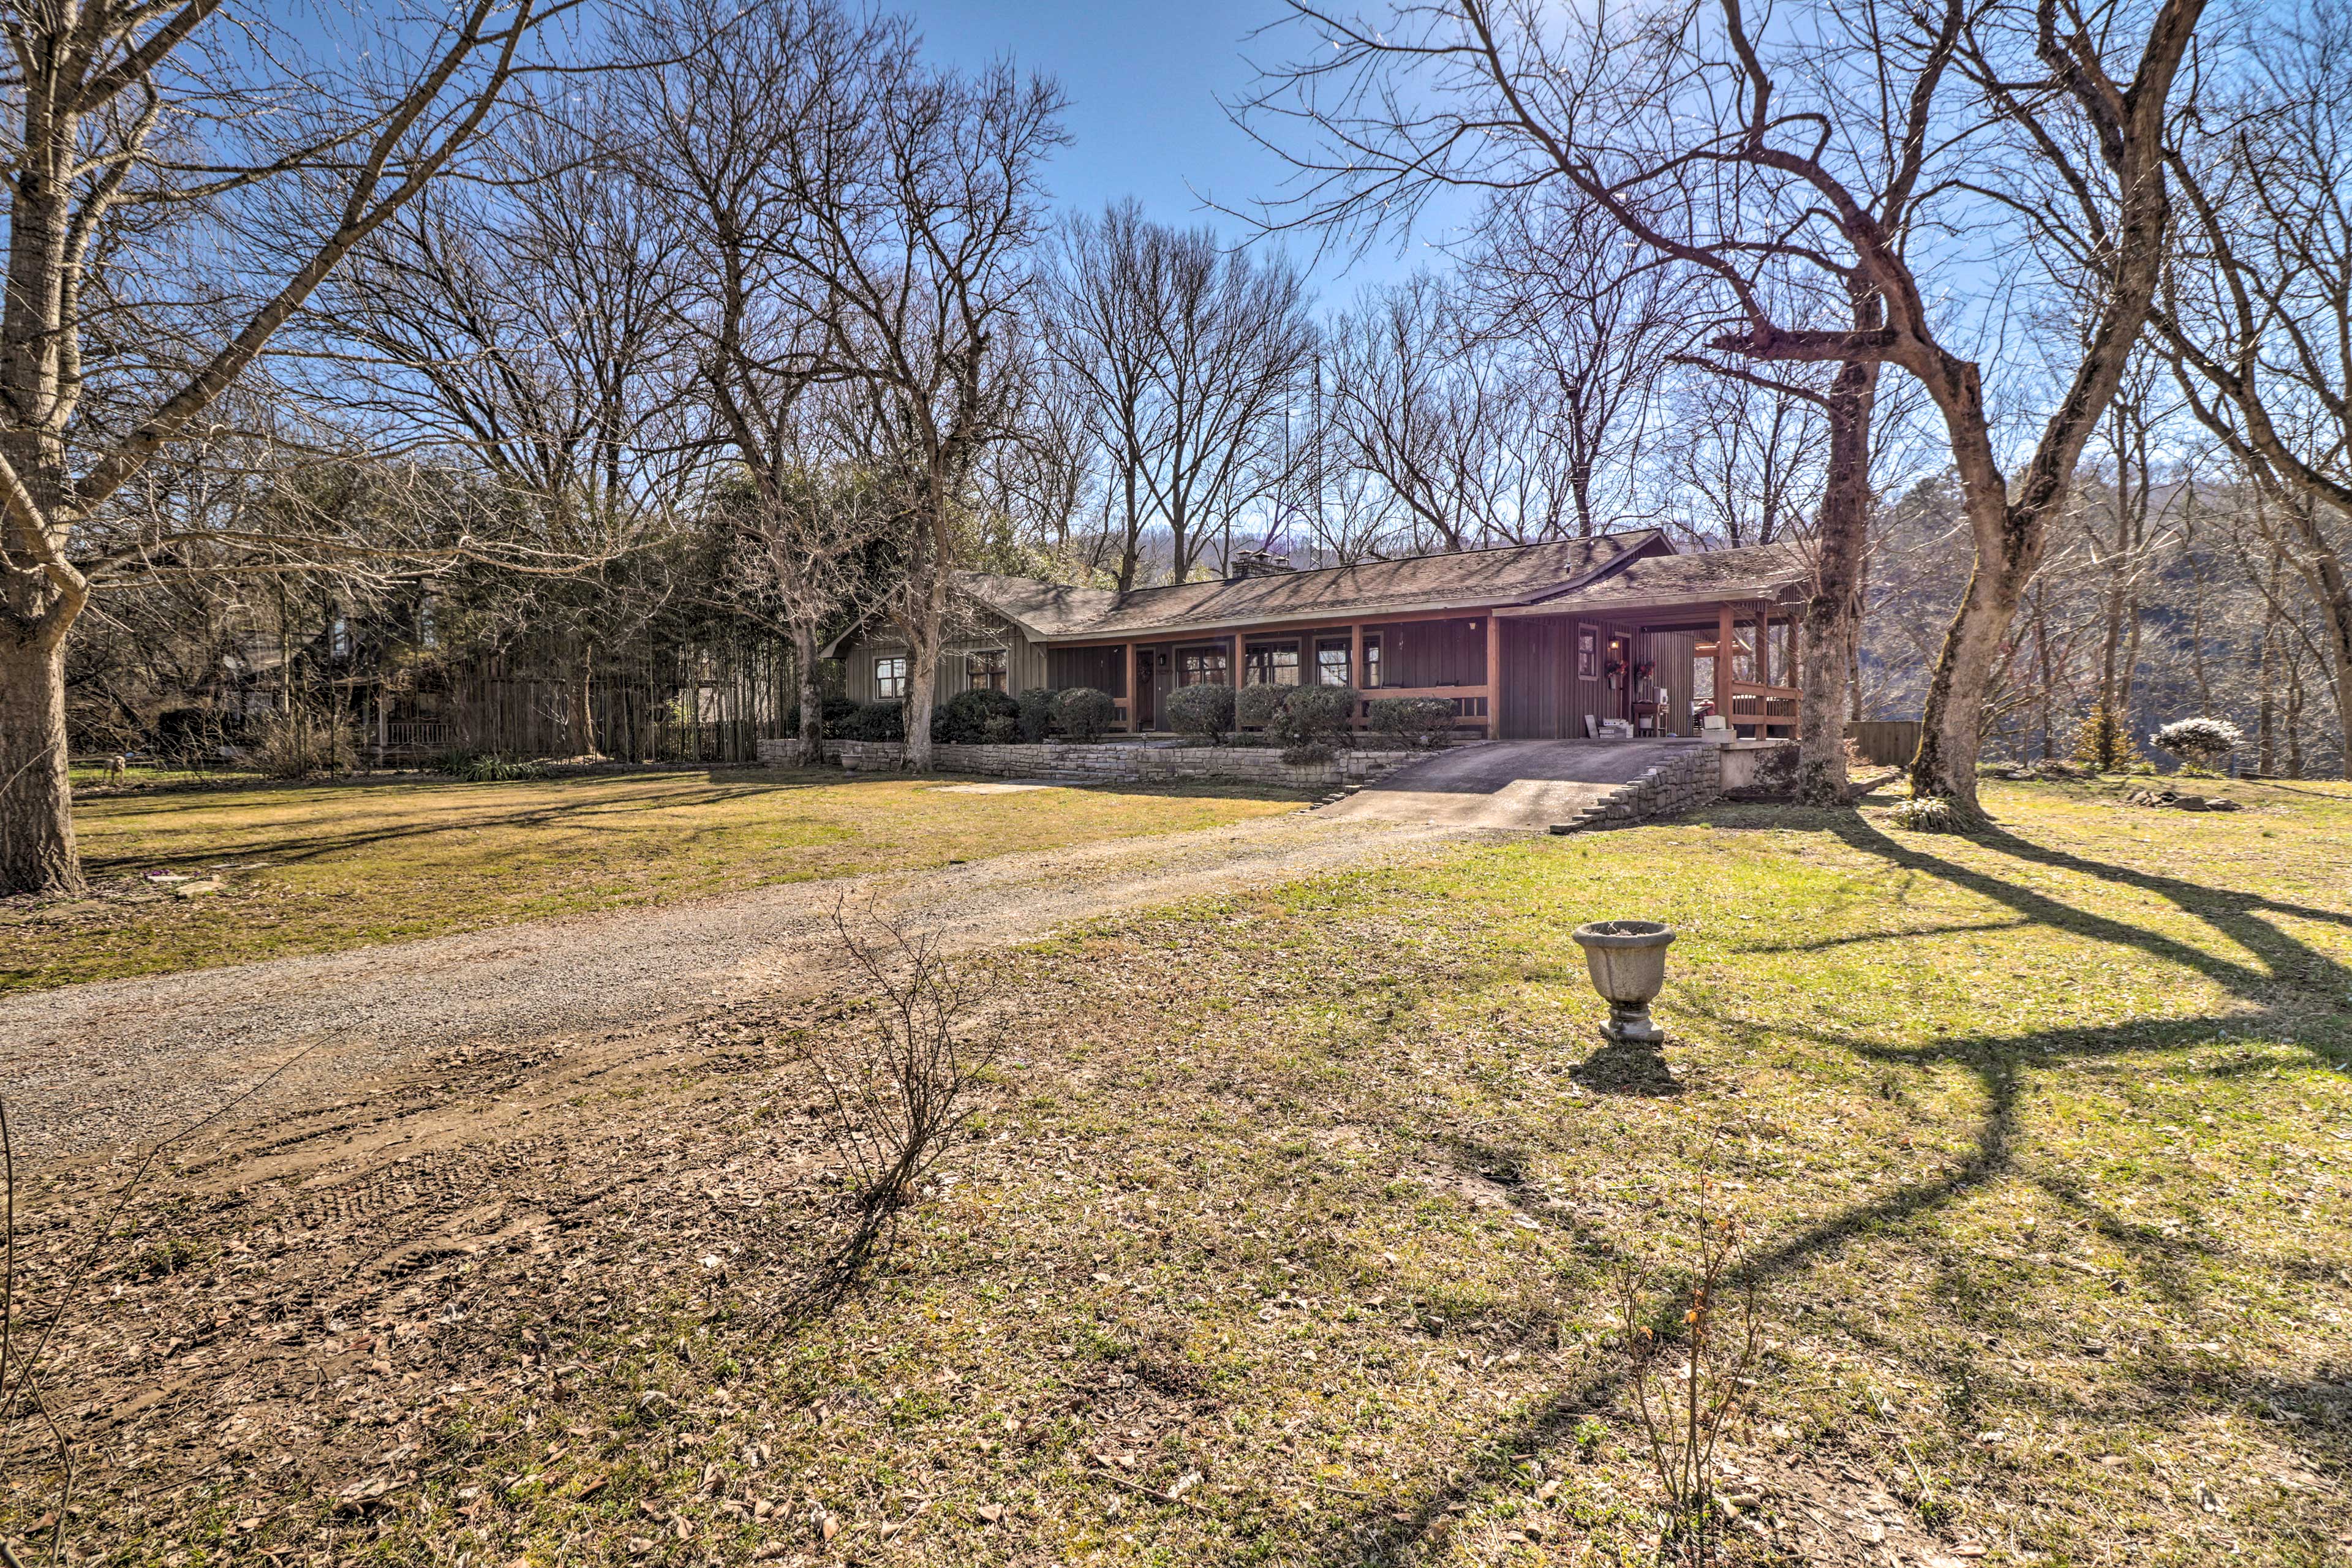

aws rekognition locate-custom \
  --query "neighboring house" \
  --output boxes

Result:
[831,530,1812,740]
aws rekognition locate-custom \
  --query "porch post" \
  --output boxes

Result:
[1483,612,1501,739]
[1123,640,1136,731]
[1715,603,1733,727]
[1351,622,1366,732]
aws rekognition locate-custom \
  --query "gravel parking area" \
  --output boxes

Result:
[0,811,1465,1159]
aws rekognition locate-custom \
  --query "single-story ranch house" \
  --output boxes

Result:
[833,530,1814,741]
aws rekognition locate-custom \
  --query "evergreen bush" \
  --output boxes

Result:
[1054,687,1118,743]
[931,688,1021,744]
[1167,684,1235,744]
[1367,696,1457,749]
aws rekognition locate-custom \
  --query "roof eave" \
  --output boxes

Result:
[1033,591,1544,644]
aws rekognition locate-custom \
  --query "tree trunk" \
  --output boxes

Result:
[1907,516,2037,812]
[568,647,598,759]
[794,624,826,760]
[1793,357,1876,805]
[1,635,80,896]
[897,568,949,773]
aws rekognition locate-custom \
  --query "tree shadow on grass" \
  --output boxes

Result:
[1288,813,2352,1565]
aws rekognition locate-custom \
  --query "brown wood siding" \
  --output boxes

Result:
[1370,617,1485,688]
[1499,617,1570,738]
[839,612,1044,703]
[1499,616,1694,737]
[1046,644,1128,696]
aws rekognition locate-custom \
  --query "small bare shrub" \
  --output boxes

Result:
[250,704,355,779]
[791,902,999,1306]
[1618,1172,1764,1568]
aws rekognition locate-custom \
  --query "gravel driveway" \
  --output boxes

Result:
[0,808,1468,1158]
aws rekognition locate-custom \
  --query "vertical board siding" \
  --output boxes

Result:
[1046,645,1129,696]
[1372,617,1485,688]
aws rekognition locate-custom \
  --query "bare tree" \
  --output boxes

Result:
[1238,0,2204,813]
[0,1,560,896]
[1469,194,1683,538]
[306,97,698,755]
[1043,203,1312,587]
[622,0,903,759]
[804,57,1066,770]
[2152,0,2352,777]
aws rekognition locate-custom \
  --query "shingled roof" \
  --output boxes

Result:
[1524,540,1811,616]
[962,530,1676,643]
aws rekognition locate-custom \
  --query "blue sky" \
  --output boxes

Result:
[910,0,1457,295]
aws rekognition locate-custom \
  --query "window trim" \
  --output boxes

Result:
[1575,624,1600,680]
[965,647,1009,692]
[1174,645,1231,688]
[1242,640,1302,687]
[873,654,909,700]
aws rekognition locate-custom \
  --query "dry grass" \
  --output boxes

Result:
[1,769,1307,993]
[4,775,2348,1567]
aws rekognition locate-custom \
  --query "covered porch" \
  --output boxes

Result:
[1488,597,1800,741]
[1049,612,1502,737]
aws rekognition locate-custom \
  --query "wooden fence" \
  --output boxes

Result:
[1846,719,1923,766]
[379,641,802,764]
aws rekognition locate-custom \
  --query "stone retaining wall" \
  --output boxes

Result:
[821,738,1430,790]
[1557,745,1726,832]
[752,737,828,767]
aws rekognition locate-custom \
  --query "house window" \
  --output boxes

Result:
[1362,635,1382,689]
[1243,642,1300,685]
[1176,647,1229,687]
[1315,638,1352,686]
[966,649,1008,692]
[329,616,352,662]
[1575,624,1600,680]
[874,655,908,699]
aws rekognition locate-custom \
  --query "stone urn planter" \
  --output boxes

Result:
[1570,919,1676,1044]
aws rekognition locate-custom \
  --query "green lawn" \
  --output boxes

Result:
[1,768,1307,993]
[17,775,2352,1566]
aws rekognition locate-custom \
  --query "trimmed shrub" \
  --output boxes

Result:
[980,714,1019,743]
[1235,684,1287,731]
[1277,684,1357,749]
[1167,684,1236,745]
[932,687,1021,744]
[1016,687,1058,743]
[2149,717,2242,772]
[1367,696,1457,749]
[1054,687,1118,743]
[839,701,905,742]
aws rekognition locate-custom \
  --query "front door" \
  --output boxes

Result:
[1134,648,1156,731]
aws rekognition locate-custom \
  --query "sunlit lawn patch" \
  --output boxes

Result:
[1,769,1306,992]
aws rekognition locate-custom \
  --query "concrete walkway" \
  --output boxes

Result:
[1319,739,1698,830]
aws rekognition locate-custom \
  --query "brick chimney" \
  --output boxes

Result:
[1228,549,1295,580]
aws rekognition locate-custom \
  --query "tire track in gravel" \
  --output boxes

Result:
[0,810,1476,1157]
